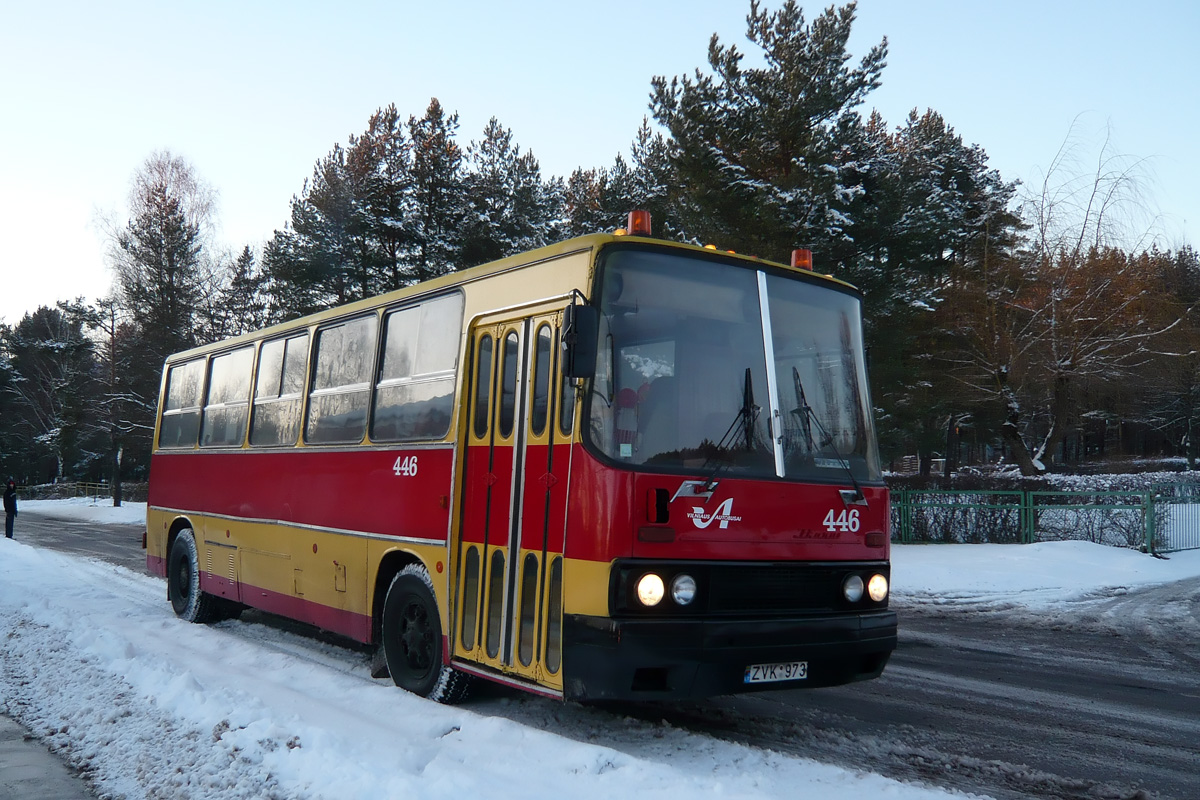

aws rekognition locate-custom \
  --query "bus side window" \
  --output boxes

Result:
[558,329,574,438]
[159,359,205,449]
[371,294,463,442]
[250,333,308,447]
[530,324,552,436]
[306,315,377,445]
[473,335,494,439]
[201,346,254,447]
[498,331,520,439]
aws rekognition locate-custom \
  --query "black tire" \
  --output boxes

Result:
[167,528,218,623]
[381,564,472,703]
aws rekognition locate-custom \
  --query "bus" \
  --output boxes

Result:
[145,212,896,703]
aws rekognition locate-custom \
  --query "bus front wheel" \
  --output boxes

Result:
[382,563,471,704]
[167,528,219,623]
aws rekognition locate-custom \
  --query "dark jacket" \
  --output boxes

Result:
[3,483,15,514]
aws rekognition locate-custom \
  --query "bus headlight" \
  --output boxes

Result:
[636,573,665,606]
[671,574,697,605]
[868,573,889,602]
[843,574,864,603]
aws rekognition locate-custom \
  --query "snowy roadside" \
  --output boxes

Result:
[17,496,148,526]
[5,499,1197,800]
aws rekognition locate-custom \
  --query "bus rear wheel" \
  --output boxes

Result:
[167,528,219,623]
[382,563,471,704]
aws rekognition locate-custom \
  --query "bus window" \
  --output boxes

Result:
[530,324,552,436]
[460,546,480,651]
[306,315,377,445]
[159,359,205,449]
[486,549,505,658]
[517,552,539,666]
[545,556,563,673]
[250,333,308,447]
[558,331,575,438]
[498,331,520,439]
[473,335,494,439]
[200,346,254,447]
[371,294,463,442]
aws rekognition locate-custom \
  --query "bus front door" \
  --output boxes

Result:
[456,311,570,693]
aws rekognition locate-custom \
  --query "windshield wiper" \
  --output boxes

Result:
[791,366,815,452]
[790,367,867,507]
[691,368,760,496]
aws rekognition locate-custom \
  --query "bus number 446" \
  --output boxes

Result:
[823,508,860,533]
[393,456,419,477]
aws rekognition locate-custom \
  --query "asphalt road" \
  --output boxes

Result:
[12,512,149,574]
[17,510,1200,800]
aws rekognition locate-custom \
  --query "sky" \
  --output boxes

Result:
[1,0,1196,325]
[3,497,1197,798]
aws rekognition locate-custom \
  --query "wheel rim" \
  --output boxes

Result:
[176,561,191,596]
[399,598,433,672]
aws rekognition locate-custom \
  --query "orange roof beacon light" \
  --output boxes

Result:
[627,210,652,237]
[791,248,814,271]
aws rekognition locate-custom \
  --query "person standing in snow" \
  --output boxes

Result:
[3,478,16,539]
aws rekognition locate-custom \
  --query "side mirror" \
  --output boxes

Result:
[562,304,598,380]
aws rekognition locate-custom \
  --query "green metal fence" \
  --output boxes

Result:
[1150,483,1200,553]
[891,484,1200,554]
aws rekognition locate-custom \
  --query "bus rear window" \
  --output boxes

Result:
[159,359,204,449]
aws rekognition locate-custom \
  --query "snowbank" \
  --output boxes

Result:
[892,540,1200,610]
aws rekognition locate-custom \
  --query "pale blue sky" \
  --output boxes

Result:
[1,0,1196,323]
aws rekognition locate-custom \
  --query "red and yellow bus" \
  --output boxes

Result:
[146,213,896,703]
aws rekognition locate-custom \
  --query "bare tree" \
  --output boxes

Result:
[946,125,1186,474]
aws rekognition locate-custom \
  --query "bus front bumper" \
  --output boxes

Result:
[560,610,897,702]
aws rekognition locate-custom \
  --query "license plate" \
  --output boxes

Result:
[744,660,808,684]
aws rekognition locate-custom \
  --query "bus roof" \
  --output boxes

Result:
[164,231,858,363]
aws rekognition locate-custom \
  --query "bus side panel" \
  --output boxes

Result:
[148,447,453,642]
[148,447,453,540]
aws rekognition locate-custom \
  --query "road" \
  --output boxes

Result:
[17,511,1200,800]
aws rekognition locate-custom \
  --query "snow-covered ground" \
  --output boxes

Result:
[2,499,1197,800]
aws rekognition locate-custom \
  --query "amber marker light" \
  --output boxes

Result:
[791,248,813,270]
[627,209,652,236]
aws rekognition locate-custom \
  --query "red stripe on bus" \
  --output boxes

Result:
[149,448,453,540]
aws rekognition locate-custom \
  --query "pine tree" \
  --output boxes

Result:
[409,98,466,281]
[650,0,887,262]
[626,119,679,239]
[347,104,414,293]
[208,246,270,338]
[461,117,559,266]
[116,180,203,361]
[107,151,219,469]
[562,167,612,237]
[1,304,99,482]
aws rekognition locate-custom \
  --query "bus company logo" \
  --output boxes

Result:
[688,498,742,529]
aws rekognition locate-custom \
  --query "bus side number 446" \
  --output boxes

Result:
[393,456,419,477]
[823,508,860,533]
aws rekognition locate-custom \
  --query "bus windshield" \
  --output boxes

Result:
[587,246,881,483]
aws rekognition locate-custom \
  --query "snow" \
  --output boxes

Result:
[19,496,148,526]
[893,539,1200,611]
[4,501,1199,800]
